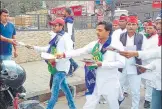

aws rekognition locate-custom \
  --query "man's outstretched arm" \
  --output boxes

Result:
[119,47,161,60]
[0,35,17,45]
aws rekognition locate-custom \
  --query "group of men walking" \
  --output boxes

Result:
[0,7,161,109]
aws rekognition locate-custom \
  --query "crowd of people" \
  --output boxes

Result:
[0,7,161,109]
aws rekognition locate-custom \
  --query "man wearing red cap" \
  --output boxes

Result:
[26,18,76,109]
[145,21,157,39]
[141,21,159,108]
[118,16,144,109]
[112,14,127,40]
[112,19,120,31]
[112,14,129,97]
[119,12,162,109]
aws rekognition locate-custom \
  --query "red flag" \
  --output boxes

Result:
[152,0,161,9]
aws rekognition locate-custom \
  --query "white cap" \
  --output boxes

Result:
[156,16,161,20]
[156,12,161,20]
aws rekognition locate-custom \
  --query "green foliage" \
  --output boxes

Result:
[0,0,42,16]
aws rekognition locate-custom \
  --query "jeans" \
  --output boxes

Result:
[68,58,78,75]
[47,71,76,109]
[0,55,12,60]
[151,88,162,109]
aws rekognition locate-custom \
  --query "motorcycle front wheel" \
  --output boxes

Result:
[0,99,8,109]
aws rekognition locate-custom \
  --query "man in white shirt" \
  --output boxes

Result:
[26,18,76,109]
[112,14,129,97]
[141,21,159,108]
[119,12,162,109]
[119,47,161,109]
[112,19,120,31]
[119,46,161,60]
[62,7,78,77]
[56,21,125,109]
[112,14,127,41]
[118,16,144,109]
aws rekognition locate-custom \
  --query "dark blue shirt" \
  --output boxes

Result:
[0,22,16,55]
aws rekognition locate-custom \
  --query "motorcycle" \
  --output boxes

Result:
[0,60,44,109]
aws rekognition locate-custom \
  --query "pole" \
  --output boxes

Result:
[111,0,115,21]
[0,1,2,9]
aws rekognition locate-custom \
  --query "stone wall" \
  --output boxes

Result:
[13,29,97,63]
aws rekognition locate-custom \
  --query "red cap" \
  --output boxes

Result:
[113,19,119,25]
[147,21,155,26]
[129,15,138,20]
[127,17,138,24]
[119,16,128,21]
[49,18,65,26]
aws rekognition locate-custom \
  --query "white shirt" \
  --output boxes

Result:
[67,23,73,36]
[145,59,161,90]
[140,34,159,80]
[126,35,134,46]
[112,28,127,41]
[142,34,159,50]
[138,47,161,60]
[112,28,127,76]
[65,39,125,95]
[49,31,56,37]
[34,32,73,74]
[123,35,137,75]
[138,47,161,90]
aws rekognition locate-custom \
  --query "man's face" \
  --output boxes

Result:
[146,26,156,35]
[155,19,162,34]
[113,24,120,30]
[119,20,127,29]
[0,12,9,23]
[143,22,148,30]
[126,22,138,33]
[96,25,109,40]
[62,10,67,17]
[52,24,63,33]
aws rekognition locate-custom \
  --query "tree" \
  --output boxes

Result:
[18,0,42,14]
[0,0,42,16]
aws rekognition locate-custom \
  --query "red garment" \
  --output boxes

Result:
[50,61,56,67]
[119,16,128,21]
[128,16,138,20]
[49,18,65,26]
[147,21,155,26]
[113,19,119,25]
[127,16,138,24]
[158,35,162,46]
